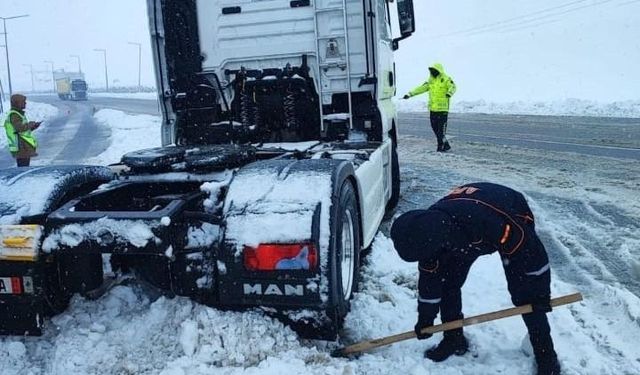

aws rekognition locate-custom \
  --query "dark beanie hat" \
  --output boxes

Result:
[390,209,452,262]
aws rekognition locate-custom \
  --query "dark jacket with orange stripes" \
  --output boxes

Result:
[391,182,551,323]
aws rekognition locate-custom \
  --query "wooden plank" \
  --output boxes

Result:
[332,292,583,357]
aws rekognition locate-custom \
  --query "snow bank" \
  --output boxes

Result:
[0,100,60,149]
[90,92,159,100]
[2,231,638,374]
[396,97,640,118]
[89,109,162,165]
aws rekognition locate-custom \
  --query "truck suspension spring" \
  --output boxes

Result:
[240,91,256,127]
[283,89,297,129]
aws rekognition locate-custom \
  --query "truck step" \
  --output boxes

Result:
[315,6,345,13]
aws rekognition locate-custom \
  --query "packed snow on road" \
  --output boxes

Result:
[0,108,638,375]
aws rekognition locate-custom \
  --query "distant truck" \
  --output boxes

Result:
[53,70,88,100]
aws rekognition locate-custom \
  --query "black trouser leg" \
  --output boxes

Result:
[430,112,448,151]
[440,255,477,331]
[504,233,559,371]
[442,118,451,150]
[16,158,30,167]
[424,256,475,362]
[522,311,557,365]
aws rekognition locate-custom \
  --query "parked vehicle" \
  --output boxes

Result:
[0,0,415,338]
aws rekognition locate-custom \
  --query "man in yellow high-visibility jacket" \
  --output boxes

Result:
[403,63,456,152]
[4,94,41,167]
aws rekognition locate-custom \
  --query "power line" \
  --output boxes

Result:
[617,0,640,5]
[498,19,561,34]
[429,0,590,38]
[430,0,618,39]
[462,0,615,37]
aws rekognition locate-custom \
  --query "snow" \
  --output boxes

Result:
[0,101,60,150]
[186,223,220,250]
[224,169,333,256]
[0,112,638,374]
[0,166,113,225]
[42,218,159,252]
[395,0,640,103]
[88,109,162,165]
[397,98,640,118]
[259,141,321,152]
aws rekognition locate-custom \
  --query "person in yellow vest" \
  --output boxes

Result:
[403,63,456,152]
[4,94,40,167]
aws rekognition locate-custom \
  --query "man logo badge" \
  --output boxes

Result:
[243,283,304,296]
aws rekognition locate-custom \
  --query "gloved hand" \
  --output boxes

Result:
[414,317,434,340]
[531,298,552,313]
[403,94,410,99]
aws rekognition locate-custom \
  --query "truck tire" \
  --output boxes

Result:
[323,179,361,338]
[386,142,401,211]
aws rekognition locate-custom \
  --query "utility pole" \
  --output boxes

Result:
[93,48,108,92]
[22,63,34,92]
[128,42,142,91]
[0,76,4,112]
[69,54,82,73]
[44,60,55,93]
[0,44,5,100]
[1,14,29,96]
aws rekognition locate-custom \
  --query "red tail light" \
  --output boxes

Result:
[243,243,318,271]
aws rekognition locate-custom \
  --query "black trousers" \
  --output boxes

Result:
[441,247,557,365]
[429,111,450,151]
[16,158,30,167]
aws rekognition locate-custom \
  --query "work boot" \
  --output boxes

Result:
[424,329,468,362]
[536,357,561,375]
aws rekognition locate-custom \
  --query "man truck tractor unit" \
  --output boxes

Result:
[54,70,88,100]
[0,0,415,338]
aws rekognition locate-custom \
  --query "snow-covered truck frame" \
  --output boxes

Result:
[0,0,415,338]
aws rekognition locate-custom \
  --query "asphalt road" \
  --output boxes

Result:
[33,95,161,116]
[399,112,640,161]
[0,99,110,169]
[8,96,639,168]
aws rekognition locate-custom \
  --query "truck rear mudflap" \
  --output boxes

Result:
[0,260,52,336]
[218,242,323,309]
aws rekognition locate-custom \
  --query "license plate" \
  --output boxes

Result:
[0,277,33,295]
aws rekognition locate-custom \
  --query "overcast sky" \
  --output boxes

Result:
[1,0,639,102]
[1,0,151,91]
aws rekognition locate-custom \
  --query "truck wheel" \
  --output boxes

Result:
[323,180,361,338]
[386,142,401,211]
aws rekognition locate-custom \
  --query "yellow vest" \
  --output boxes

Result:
[4,110,37,153]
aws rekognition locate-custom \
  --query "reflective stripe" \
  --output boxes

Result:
[500,224,511,244]
[419,260,439,273]
[525,263,550,276]
[418,297,441,304]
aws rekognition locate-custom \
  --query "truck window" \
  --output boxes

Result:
[377,0,391,42]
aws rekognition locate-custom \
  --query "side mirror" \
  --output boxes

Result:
[397,0,415,36]
[393,0,415,50]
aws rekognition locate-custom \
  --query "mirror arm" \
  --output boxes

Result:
[392,33,412,51]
